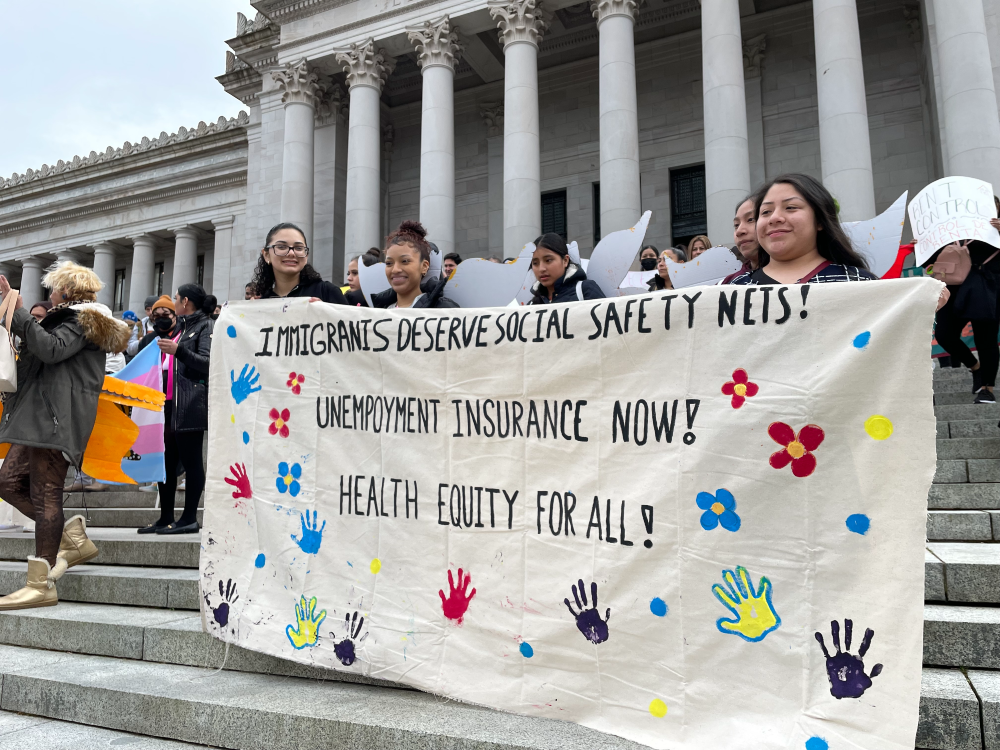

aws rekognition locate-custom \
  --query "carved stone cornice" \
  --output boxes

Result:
[382,124,395,158]
[271,59,327,108]
[406,16,463,72]
[335,39,396,92]
[480,103,504,137]
[590,0,637,25]
[315,84,347,126]
[236,11,272,36]
[742,33,766,79]
[902,4,921,46]
[488,0,548,49]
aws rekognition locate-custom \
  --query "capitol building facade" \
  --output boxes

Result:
[1,0,999,313]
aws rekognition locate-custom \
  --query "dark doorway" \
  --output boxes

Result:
[670,165,707,248]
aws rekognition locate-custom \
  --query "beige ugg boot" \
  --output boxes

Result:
[57,514,99,568]
[0,557,58,610]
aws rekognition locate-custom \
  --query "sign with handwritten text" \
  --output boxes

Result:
[909,176,1000,265]
[203,279,939,749]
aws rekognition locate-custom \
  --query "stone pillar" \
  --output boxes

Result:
[337,39,395,265]
[591,0,641,237]
[932,0,1000,189]
[701,0,751,244]
[55,249,82,265]
[91,242,118,309]
[813,0,875,221]
[212,217,235,302]
[481,103,505,257]
[407,16,463,256]
[273,59,327,243]
[171,226,201,292]
[743,34,767,190]
[128,234,158,315]
[489,0,547,256]
[19,257,45,308]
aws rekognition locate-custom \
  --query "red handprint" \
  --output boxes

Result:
[439,568,476,625]
[224,463,252,499]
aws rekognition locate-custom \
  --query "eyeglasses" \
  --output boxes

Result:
[267,243,309,257]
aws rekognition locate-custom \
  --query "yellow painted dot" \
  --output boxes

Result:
[865,415,893,441]
[649,699,668,718]
[786,440,806,459]
[370,558,382,574]
[710,502,725,515]
[283,475,293,486]
[733,383,747,397]
[230,414,235,424]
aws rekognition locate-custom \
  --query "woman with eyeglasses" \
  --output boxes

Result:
[249,222,348,304]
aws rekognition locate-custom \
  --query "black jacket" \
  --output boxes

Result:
[261,278,347,305]
[371,276,460,309]
[529,264,605,304]
[139,311,213,432]
[647,274,671,292]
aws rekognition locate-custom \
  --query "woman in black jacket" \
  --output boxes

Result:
[528,233,605,304]
[250,222,348,304]
[371,221,459,309]
[136,285,213,535]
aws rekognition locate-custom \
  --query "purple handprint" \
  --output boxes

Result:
[564,579,610,644]
[332,610,367,666]
[205,579,238,627]
[815,619,883,699]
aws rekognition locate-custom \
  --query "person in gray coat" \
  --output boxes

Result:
[0,262,129,610]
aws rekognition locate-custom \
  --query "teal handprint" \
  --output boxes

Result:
[712,566,781,642]
[286,595,326,649]
[291,510,325,554]
[230,364,262,405]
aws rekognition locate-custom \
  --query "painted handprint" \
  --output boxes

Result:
[815,619,883,699]
[230,364,262,405]
[712,566,781,642]
[286,595,327,649]
[204,578,238,627]
[439,568,476,625]
[291,510,325,554]
[333,610,368,666]
[564,579,610,644]
[224,463,252,499]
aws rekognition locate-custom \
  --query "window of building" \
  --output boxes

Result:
[197,255,205,287]
[113,269,126,313]
[592,183,601,245]
[670,165,707,248]
[154,262,164,296]
[541,190,567,240]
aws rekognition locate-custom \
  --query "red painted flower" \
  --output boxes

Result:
[721,369,759,409]
[768,422,824,478]
[268,408,290,438]
[286,372,305,395]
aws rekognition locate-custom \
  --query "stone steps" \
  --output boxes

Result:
[929,483,1000,509]
[64,508,204,528]
[937,438,1000,459]
[933,459,1000,483]
[62,489,164,509]
[0,530,199,568]
[935,403,1000,421]
[925,543,1000,603]
[0,708,213,749]
[923,604,1000,669]
[918,668,1000,750]
[927,510,1000,541]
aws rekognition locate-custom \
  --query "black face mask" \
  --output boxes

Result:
[153,317,174,336]
[640,257,658,271]
[210,313,220,321]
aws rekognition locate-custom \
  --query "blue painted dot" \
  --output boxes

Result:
[227,325,237,338]
[519,641,534,658]
[242,431,250,444]
[853,331,871,349]
[846,514,871,535]
[650,597,668,617]
[805,737,829,750]
[254,553,265,568]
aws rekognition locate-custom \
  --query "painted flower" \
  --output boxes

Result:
[697,489,741,532]
[768,422,824,478]
[721,369,758,409]
[268,408,290,438]
[287,372,305,395]
[276,462,302,497]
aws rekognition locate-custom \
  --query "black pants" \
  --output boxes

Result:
[935,299,1000,387]
[0,445,68,565]
[159,401,204,526]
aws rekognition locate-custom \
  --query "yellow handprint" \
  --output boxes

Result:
[712,566,781,642]
[285,595,327,650]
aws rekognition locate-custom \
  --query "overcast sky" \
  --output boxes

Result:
[1,0,257,178]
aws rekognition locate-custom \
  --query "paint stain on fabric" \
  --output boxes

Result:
[864,415,893,440]
[846,514,871,535]
[370,558,381,574]
[227,325,237,338]
[439,568,477,625]
[650,597,668,617]
[648,699,668,718]
[255,553,266,568]
[242,431,250,444]
[805,738,828,750]
[230,414,235,424]
[519,641,534,658]
[853,331,871,349]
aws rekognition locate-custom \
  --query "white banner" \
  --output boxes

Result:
[203,279,939,749]
[909,176,1000,265]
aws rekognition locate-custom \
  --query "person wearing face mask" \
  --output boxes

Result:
[648,249,680,291]
[372,221,458,309]
[723,194,762,284]
[249,222,347,304]
[639,245,659,272]
[528,233,605,304]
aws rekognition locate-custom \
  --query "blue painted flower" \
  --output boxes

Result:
[697,489,741,532]
[276,462,302,497]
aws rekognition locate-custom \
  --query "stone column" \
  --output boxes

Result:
[481,103,505,257]
[55,249,82,265]
[407,16,463,256]
[273,59,327,243]
[931,0,1000,189]
[813,0,875,221]
[212,217,235,302]
[488,0,547,256]
[701,0,751,244]
[128,234,158,315]
[171,226,201,292]
[91,242,118,309]
[19,258,45,308]
[337,39,395,264]
[591,0,641,237]
[743,34,767,190]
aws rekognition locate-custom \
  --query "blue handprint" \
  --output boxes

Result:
[291,509,326,554]
[230,364,262,405]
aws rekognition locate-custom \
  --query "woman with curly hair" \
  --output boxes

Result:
[0,262,129,610]
[249,222,347,304]
[372,221,459,309]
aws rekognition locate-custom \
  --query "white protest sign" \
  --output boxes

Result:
[584,211,652,296]
[444,257,532,308]
[908,176,1000,265]
[665,245,744,288]
[843,192,908,278]
[205,279,937,749]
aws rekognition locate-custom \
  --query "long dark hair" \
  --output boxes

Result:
[177,283,216,316]
[753,173,870,270]
[249,222,323,296]
[533,233,569,258]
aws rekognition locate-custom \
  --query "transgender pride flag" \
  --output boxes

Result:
[113,342,166,484]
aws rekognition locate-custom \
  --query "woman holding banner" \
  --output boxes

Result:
[529,233,606,304]
[250,222,348,304]
[372,221,458,309]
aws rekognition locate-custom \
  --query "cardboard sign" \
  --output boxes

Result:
[843,192,908,278]
[665,246,744,288]
[908,177,1000,265]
